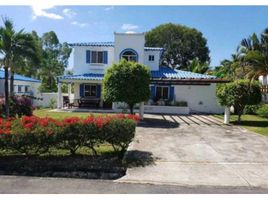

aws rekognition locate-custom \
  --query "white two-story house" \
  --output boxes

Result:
[57,32,226,114]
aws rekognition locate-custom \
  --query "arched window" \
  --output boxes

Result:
[120,49,138,62]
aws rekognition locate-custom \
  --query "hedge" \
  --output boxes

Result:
[256,104,268,118]
[0,114,139,156]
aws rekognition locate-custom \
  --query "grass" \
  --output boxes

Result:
[213,114,268,137]
[33,108,100,120]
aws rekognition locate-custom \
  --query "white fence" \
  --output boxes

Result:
[112,102,190,114]
[35,93,74,108]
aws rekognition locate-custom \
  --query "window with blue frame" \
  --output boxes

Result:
[156,86,169,100]
[149,55,154,61]
[18,85,22,93]
[121,50,137,62]
[84,84,96,97]
[25,85,30,93]
[91,51,103,64]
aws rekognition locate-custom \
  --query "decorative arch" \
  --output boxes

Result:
[119,48,138,62]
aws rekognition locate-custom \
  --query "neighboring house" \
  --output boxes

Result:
[57,32,227,114]
[0,69,41,98]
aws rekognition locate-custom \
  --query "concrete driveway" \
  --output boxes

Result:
[117,114,268,188]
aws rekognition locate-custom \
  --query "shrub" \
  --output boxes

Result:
[55,117,86,155]
[103,118,136,157]
[216,80,262,123]
[0,118,12,150]
[48,98,57,109]
[256,104,268,118]
[0,114,139,157]
[9,116,61,155]
[9,95,35,117]
[244,104,262,115]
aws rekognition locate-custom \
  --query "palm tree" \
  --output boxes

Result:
[238,28,268,80]
[0,18,39,117]
[187,58,210,74]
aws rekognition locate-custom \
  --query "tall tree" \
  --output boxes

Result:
[0,18,39,117]
[103,60,151,114]
[38,31,72,92]
[238,28,268,80]
[187,58,210,74]
[145,23,210,70]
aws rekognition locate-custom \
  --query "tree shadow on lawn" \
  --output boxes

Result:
[0,152,126,180]
[138,116,179,129]
[232,120,268,127]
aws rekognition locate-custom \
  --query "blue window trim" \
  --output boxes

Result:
[119,48,139,61]
[155,85,170,100]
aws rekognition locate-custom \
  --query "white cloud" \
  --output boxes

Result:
[32,5,63,20]
[104,6,114,11]
[125,31,136,34]
[62,8,76,19]
[71,21,88,28]
[121,23,139,31]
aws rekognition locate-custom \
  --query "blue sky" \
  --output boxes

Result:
[0,5,268,67]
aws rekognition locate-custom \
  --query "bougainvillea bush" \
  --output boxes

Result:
[0,114,139,156]
[0,95,35,118]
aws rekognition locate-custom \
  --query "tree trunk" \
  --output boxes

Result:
[129,104,134,114]
[238,114,241,124]
[10,70,14,95]
[4,67,9,118]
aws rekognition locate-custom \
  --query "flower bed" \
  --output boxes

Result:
[0,114,140,156]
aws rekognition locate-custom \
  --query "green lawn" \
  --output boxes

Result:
[33,108,100,120]
[213,114,268,137]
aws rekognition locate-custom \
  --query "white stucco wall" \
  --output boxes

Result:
[114,33,145,64]
[37,93,74,108]
[0,79,41,98]
[259,75,268,85]
[143,50,161,71]
[72,46,114,75]
[174,84,224,114]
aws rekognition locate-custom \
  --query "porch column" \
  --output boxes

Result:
[224,106,230,124]
[68,82,71,101]
[57,82,62,109]
[139,102,144,120]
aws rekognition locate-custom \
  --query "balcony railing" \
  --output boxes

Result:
[261,85,268,94]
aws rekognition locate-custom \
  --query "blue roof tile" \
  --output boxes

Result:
[0,69,41,82]
[68,42,163,51]
[58,67,215,82]
[151,67,216,79]
[57,73,104,81]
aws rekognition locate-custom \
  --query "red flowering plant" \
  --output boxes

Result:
[55,117,88,155]
[102,115,138,157]
[0,117,13,150]
[81,115,113,155]
[9,116,61,155]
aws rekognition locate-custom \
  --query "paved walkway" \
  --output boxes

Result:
[117,114,268,188]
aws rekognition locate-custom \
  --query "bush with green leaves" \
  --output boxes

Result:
[0,114,139,157]
[216,80,262,123]
[103,118,136,157]
[244,104,262,115]
[5,95,34,118]
[103,59,151,114]
[256,104,268,118]
[9,116,60,155]
[54,117,88,155]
